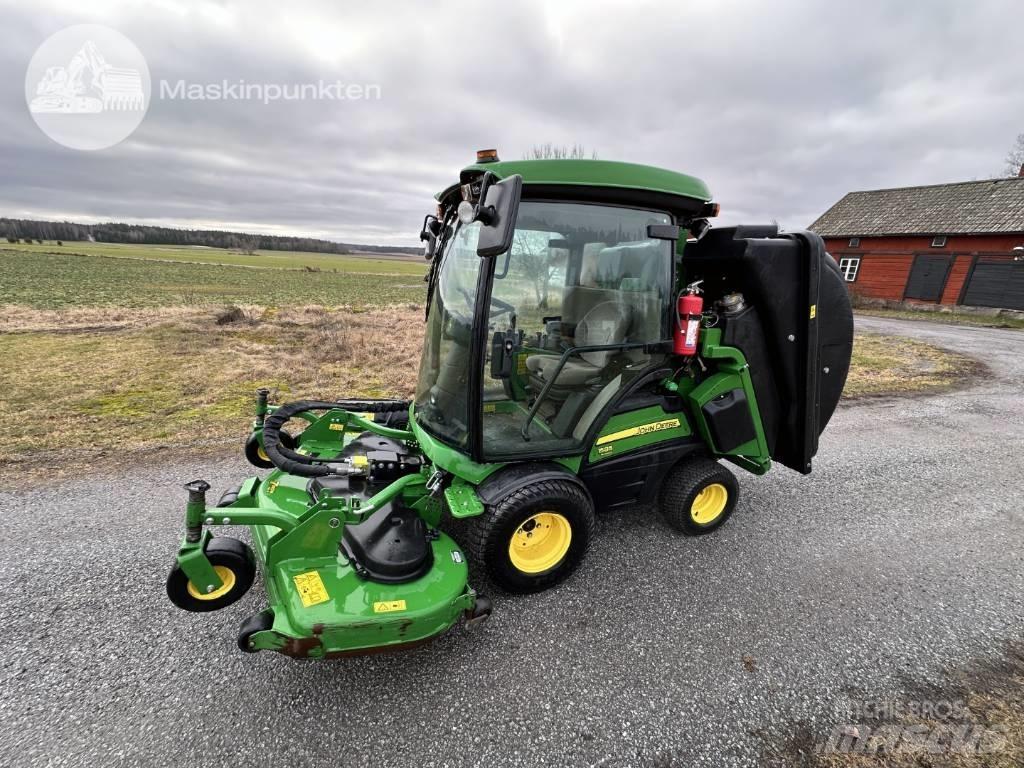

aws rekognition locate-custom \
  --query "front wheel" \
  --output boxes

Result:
[659,458,739,535]
[463,479,595,594]
[167,537,256,612]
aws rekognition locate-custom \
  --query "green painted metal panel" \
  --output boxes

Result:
[587,404,692,464]
[438,159,712,204]
[254,532,473,657]
[409,405,505,485]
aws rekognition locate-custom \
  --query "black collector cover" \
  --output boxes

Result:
[685,227,854,474]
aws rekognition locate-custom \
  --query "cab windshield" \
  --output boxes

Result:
[414,221,481,448]
[415,200,672,458]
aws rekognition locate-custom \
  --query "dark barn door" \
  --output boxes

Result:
[962,261,1024,311]
[904,254,952,301]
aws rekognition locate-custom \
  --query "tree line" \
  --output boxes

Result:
[0,217,421,256]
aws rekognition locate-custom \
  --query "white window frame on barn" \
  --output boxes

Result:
[838,257,860,282]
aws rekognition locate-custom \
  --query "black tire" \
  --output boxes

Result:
[238,609,275,652]
[463,479,595,594]
[244,430,294,469]
[167,537,256,612]
[659,458,739,535]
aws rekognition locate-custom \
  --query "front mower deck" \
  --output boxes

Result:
[168,404,489,658]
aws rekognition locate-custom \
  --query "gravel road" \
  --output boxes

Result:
[2,316,1022,767]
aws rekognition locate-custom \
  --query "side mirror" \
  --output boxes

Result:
[476,174,522,258]
[420,214,443,260]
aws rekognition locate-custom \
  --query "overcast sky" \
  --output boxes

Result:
[1,0,1021,246]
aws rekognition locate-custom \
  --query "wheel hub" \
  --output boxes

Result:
[690,483,728,524]
[508,512,572,574]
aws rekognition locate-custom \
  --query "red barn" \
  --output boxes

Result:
[810,174,1024,311]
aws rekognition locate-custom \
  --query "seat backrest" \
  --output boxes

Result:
[575,300,631,367]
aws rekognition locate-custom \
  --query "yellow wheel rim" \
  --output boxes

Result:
[186,565,237,601]
[691,483,728,525]
[508,512,572,574]
[257,446,270,462]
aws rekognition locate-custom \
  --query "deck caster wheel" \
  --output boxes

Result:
[659,458,739,535]
[465,595,493,628]
[464,479,595,594]
[238,609,275,652]
[167,537,256,612]
[244,431,295,469]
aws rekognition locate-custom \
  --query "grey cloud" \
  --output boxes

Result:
[0,0,1021,244]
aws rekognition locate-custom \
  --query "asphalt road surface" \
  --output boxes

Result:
[2,316,1022,767]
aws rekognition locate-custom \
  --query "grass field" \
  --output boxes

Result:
[1,240,427,274]
[0,248,425,308]
[0,243,977,483]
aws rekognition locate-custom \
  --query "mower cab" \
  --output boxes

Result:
[166,151,853,658]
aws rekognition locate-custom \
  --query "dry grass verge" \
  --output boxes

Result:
[844,332,979,399]
[0,305,424,483]
[0,309,975,486]
[855,308,1024,330]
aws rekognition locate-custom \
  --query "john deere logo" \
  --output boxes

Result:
[596,418,682,446]
[25,24,150,150]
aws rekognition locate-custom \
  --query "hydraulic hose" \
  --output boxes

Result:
[262,399,410,478]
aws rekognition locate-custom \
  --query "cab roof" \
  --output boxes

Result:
[436,159,712,208]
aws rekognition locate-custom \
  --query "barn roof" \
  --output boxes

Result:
[810,176,1024,237]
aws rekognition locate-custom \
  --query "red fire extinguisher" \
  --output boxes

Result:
[674,280,704,356]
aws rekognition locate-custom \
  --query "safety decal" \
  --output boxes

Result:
[373,600,407,614]
[293,570,329,608]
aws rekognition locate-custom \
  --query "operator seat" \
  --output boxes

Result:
[525,299,631,396]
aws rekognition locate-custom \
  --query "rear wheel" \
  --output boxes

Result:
[659,458,739,534]
[463,479,595,594]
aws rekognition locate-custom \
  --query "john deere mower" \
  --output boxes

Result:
[166,151,854,658]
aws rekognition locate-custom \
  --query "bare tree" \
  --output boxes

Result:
[513,232,564,309]
[1002,133,1024,177]
[240,236,260,255]
[526,142,597,160]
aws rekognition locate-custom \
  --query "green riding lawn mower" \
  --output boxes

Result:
[166,151,854,658]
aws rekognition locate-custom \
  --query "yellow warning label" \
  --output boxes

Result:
[329,422,345,431]
[293,571,329,608]
[597,445,614,456]
[596,418,681,446]
[517,356,528,374]
[373,600,407,614]
[809,304,817,319]
[483,403,496,413]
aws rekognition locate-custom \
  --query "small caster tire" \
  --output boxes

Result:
[465,595,493,628]
[244,430,295,469]
[238,609,275,652]
[659,457,739,535]
[167,537,256,613]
